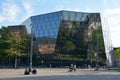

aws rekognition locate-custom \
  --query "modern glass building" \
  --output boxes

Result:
[21,10,114,67]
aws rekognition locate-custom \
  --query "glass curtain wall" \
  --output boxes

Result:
[30,11,62,54]
[55,11,106,62]
[21,11,107,67]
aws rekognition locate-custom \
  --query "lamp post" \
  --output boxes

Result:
[30,24,33,70]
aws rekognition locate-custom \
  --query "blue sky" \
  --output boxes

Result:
[0,0,120,47]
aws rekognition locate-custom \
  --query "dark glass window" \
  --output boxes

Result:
[63,11,68,20]
[70,12,75,21]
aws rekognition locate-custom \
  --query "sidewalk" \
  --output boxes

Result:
[0,68,120,80]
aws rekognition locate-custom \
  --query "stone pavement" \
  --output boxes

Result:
[0,68,120,80]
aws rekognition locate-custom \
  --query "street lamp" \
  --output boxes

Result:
[24,24,36,75]
[30,24,34,70]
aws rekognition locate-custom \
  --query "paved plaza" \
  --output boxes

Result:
[0,68,120,80]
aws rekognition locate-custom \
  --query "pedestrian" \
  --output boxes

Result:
[28,68,32,72]
[68,64,73,72]
[24,68,29,75]
[73,64,77,72]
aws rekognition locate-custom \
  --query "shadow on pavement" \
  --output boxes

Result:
[1,75,120,80]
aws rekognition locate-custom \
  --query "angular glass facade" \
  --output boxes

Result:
[21,10,114,67]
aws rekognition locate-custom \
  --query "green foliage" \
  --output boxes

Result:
[87,52,95,59]
[92,29,104,48]
[0,27,12,58]
[0,26,29,57]
[20,32,30,55]
[64,41,75,51]
[92,29,106,61]
[115,48,120,58]
[59,28,71,42]
[56,20,106,61]
[0,26,29,68]
[9,33,21,57]
[72,21,78,29]
[56,53,82,60]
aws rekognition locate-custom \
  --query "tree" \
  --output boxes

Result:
[0,26,29,68]
[9,33,21,69]
[20,32,30,55]
[0,27,12,67]
[9,30,29,69]
[115,48,120,58]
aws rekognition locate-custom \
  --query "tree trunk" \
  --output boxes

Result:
[2,58,5,68]
[15,56,17,69]
[8,57,11,66]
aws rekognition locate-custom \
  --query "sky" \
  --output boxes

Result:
[0,0,120,47]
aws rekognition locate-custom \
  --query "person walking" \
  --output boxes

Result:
[73,64,77,72]
[68,64,73,72]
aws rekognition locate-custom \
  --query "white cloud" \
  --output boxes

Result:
[104,8,120,15]
[0,0,34,26]
[73,8,93,12]
[22,0,34,18]
[102,8,120,47]
[0,0,20,22]
[0,16,5,22]
[55,5,63,11]
[73,8,80,12]
[84,8,92,12]
[102,8,120,28]
[56,6,80,12]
